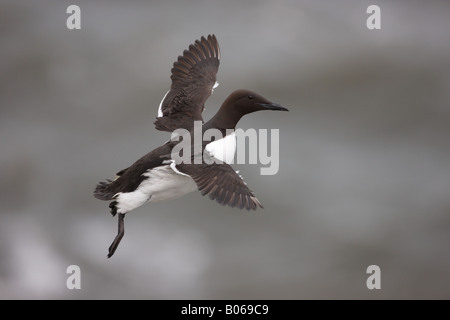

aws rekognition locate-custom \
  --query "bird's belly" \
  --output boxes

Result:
[141,165,197,202]
[113,165,197,213]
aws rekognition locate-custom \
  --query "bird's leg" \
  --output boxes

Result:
[109,201,118,217]
[107,213,125,258]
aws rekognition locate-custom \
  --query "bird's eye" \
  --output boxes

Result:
[248,95,255,99]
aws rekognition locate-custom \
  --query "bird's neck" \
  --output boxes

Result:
[204,104,241,131]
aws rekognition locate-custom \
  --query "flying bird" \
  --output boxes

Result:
[94,35,288,257]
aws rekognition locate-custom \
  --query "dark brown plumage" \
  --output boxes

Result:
[177,163,263,210]
[94,35,287,257]
[154,35,220,132]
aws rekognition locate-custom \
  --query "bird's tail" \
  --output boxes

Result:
[94,179,115,200]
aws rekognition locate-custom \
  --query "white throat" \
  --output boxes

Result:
[205,132,236,164]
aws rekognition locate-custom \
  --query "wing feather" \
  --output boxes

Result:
[154,35,220,132]
[176,163,263,211]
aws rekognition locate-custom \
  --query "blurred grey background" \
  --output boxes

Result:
[1,0,450,299]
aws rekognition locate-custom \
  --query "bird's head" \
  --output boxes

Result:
[225,89,289,115]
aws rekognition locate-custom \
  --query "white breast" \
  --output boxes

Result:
[205,132,236,164]
[113,165,197,214]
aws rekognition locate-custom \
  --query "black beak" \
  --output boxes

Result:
[257,103,289,112]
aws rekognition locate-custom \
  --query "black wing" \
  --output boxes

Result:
[93,143,173,200]
[154,34,220,132]
[176,163,263,211]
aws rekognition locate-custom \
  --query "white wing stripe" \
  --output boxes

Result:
[163,159,191,177]
[212,81,219,94]
[157,90,170,117]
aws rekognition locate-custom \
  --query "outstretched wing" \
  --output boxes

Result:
[154,34,220,132]
[176,163,263,211]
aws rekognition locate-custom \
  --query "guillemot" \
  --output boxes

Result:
[94,35,288,257]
